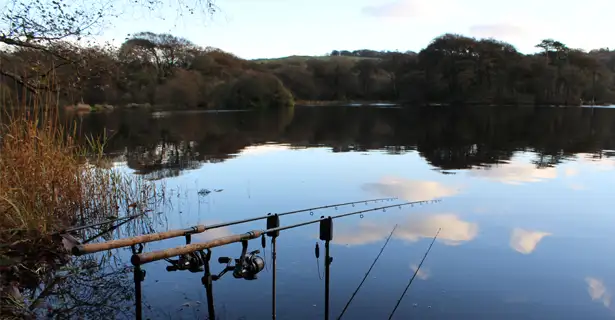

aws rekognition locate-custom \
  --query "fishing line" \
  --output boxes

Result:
[387,228,441,320]
[337,224,398,320]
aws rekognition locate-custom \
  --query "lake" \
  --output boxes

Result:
[66,105,615,319]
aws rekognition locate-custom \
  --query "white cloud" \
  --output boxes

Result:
[468,24,527,39]
[362,177,461,201]
[586,277,612,308]
[361,0,461,19]
[361,1,418,18]
[467,164,557,185]
[334,213,478,246]
[509,228,551,254]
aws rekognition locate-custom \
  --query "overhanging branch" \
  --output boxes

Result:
[0,69,59,95]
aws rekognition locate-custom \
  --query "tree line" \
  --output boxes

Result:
[4,29,615,108]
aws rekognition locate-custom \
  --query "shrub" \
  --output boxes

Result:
[220,73,294,110]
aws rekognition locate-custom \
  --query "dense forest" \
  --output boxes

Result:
[4,29,615,108]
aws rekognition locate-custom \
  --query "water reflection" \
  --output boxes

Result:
[509,228,552,254]
[55,105,615,319]
[334,213,478,246]
[468,163,558,185]
[586,277,612,309]
[193,223,233,242]
[67,106,615,177]
[41,256,134,319]
[362,177,461,201]
[238,144,293,156]
[564,167,579,177]
[579,153,615,172]
[409,264,430,280]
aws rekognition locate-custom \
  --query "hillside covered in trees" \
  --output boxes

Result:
[3,31,615,108]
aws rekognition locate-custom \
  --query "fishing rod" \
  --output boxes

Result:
[56,211,148,235]
[72,197,397,256]
[131,199,441,266]
[337,224,398,320]
[81,214,144,244]
[387,228,441,320]
[129,198,442,320]
[54,212,150,254]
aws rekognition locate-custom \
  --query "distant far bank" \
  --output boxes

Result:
[295,100,397,107]
[253,55,379,64]
[294,100,614,108]
[7,33,615,111]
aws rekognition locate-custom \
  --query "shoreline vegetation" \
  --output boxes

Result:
[0,96,166,318]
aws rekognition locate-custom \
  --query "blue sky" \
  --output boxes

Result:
[96,0,612,59]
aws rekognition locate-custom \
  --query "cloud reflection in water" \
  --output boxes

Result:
[410,263,430,280]
[468,163,557,185]
[334,213,478,246]
[362,177,461,201]
[509,228,551,254]
[193,222,233,242]
[586,277,612,309]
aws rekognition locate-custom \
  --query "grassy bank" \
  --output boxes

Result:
[0,100,164,318]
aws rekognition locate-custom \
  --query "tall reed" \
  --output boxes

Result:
[0,76,165,314]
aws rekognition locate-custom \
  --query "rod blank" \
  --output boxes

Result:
[73,226,206,256]
[131,231,263,266]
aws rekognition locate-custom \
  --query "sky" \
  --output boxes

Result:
[95,0,613,59]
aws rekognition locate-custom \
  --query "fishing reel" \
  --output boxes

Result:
[166,251,207,273]
[165,233,207,273]
[213,240,265,281]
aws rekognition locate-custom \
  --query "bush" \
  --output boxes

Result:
[220,73,294,110]
[155,69,206,108]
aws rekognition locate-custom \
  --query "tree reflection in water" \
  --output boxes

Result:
[69,105,615,179]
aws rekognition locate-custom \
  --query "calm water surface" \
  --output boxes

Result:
[70,106,615,319]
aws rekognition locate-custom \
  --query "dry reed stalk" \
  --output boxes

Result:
[0,72,164,282]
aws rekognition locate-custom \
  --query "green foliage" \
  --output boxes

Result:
[219,73,294,110]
